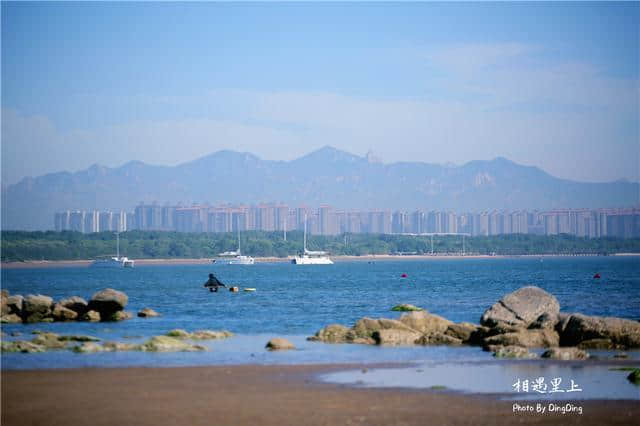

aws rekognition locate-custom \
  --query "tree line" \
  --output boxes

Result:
[2,230,639,261]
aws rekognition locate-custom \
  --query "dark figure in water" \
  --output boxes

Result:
[204,273,227,292]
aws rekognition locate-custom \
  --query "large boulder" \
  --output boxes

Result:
[52,304,78,321]
[22,294,54,323]
[87,289,128,319]
[59,297,88,315]
[541,347,589,360]
[373,328,422,345]
[558,313,640,348]
[6,295,23,316]
[398,311,453,335]
[481,286,560,330]
[265,338,295,351]
[353,317,419,340]
[483,329,559,348]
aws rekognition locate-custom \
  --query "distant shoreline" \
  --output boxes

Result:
[2,253,638,269]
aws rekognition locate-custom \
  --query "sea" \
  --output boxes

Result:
[2,257,639,399]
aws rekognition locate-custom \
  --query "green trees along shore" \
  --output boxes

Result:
[2,231,639,261]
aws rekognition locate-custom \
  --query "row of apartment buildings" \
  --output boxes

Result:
[54,204,640,239]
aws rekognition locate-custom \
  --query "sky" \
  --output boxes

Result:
[2,1,639,185]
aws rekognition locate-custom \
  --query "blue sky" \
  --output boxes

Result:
[2,2,638,184]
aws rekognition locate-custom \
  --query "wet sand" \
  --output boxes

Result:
[2,365,638,426]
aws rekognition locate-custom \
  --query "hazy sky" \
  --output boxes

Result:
[2,2,638,185]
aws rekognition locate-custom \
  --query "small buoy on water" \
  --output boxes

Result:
[593,273,601,279]
[244,288,256,292]
[401,273,408,278]
[229,286,239,292]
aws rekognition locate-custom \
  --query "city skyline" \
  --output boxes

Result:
[2,2,639,185]
[54,203,640,240]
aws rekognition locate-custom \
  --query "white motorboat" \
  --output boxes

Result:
[291,214,333,265]
[214,229,255,265]
[91,232,134,268]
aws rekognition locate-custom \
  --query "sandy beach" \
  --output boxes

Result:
[1,364,638,426]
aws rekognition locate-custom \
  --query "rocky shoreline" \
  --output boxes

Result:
[3,285,639,361]
[308,286,640,360]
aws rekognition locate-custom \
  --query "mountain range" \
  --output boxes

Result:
[2,146,638,230]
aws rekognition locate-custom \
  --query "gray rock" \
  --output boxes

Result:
[353,317,419,340]
[481,286,560,329]
[31,332,68,350]
[398,311,453,335]
[104,311,132,322]
[6,295,24,315]
[190,330,234,340]
[415,332,463,346]
[58,335,101,342]
[59,296,88,315]
[138,336,206,352]
[137,308,159,318]
[483,329,559,348]
[2,340,46,353]
[52,303,78,321]
[72,342,105,354]
[22,294,54,323]
[559,313,640,348]
[166,329,191,338]
[541,347,589,360]
[444,322,478,342]
[493,345,538,359]
[102,341,139,351]
[0,291,8,316]
[373,328,422,345]
[80,310,101,322]
[1,313,22,324]
[265,338,295,350]
[577,338,622,350]
[528,312,558,330]
[308,324,352,343]
[87,288,128,318]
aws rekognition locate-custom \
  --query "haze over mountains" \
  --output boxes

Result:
[2,146,638,231]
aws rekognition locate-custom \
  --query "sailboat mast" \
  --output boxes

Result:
[116,232,120,259]
[237,227,241,255]
[303,213,307,253]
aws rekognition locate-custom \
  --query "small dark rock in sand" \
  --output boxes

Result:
[266,338,295,351]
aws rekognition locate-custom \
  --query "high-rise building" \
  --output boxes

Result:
[54,211,71,231]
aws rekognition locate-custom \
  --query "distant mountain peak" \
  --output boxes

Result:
[295,146,362,164]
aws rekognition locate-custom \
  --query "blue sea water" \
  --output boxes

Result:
[2,257,639,398]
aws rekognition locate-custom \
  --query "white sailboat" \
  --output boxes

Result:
[91,232,134,268]
[291,214,333,265]
[214,228,255,265]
